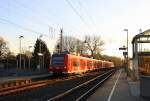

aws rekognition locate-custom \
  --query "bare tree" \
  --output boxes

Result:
[64,36,88,55]
[0,37,9,59]
[84,35,104,58]
[54,36,86,55]
[63,36,77,53]
[76,39,86,55]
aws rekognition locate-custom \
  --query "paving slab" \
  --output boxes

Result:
[87,69,138,101]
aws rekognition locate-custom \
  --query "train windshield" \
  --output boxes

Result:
[52,54,65,66]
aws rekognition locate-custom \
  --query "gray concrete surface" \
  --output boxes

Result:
[127,74,150,101]
[0,73,52,83]
[127,77,140,98]
[87,69,138,101]
[0,68,49,78]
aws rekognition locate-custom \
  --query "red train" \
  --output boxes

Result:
[49,53,114,74]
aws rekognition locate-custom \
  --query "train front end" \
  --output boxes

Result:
[49,53,68,74]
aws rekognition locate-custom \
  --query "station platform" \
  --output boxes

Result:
[0,73,52,83]
[87,69,149,101]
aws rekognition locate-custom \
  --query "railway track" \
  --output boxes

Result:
[0,78,59,96]
[0,69,114,101]
[47,69,115,101]
[0,75,75,96]
[0,70,103,97]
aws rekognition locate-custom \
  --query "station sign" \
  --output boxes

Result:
[119,47,127,50]
[123,52,128,55]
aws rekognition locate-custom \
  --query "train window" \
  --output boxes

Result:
[87,62,89,66]
[84,62,87,66]
[52,56,64,66]
[87,62,92,66]
[93,62,96,66]
[73,61,80,67]
[91,62,93,66]
[81,62,85,66]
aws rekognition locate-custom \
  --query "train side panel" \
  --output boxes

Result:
[67,55,81,73]
[80,58,86,72]
[49,53,114,74]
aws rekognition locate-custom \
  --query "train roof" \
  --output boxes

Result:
[52,53,113,63]
[67,54,102,61]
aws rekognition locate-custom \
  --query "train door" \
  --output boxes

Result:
[80,58,85,72]
[72,57,80,73]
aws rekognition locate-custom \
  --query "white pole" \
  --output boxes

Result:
[28,46,32,70]
[19,36,24,70]
[24,58,25,70]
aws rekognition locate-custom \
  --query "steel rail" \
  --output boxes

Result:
[47,69,115,101]
[0,80,49,96]
[76,71,114,101]
[0,74,85,96]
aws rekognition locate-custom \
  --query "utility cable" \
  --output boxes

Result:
[65,0,94,33]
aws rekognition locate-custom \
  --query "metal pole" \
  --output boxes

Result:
[24,58,25,70]
[28,54,30,70]
[19,36,24,70]
[19,37,21,70]
[39,35,43,71]
[43,55,44,69]
[6,58,8,70]
[127,30,128,68]
[124,29,128,74]
[28,46,32,70]
[39,39,41,69]
[60,29,63,53]
[16,59,18,69]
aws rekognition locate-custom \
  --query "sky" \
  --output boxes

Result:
[0,0,150,58]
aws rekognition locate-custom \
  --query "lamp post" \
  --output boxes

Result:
[60,29,63,53]
[124,29,129,73]
[38,53,43,72]
[28,46,32,70]
[19,35,24,70]
[38,35,43,70]
[119,45,127,67]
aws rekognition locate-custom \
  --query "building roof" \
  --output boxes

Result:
[132,29,150,43]
[143,29,150,35]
